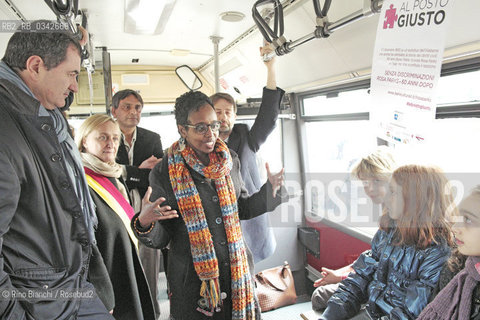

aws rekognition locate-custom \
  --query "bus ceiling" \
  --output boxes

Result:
[253,0,382,61]
[3,0,478,100]
[42,0,385,70]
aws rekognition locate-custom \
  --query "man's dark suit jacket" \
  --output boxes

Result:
[116,126,163,198]
[227,87,285,262]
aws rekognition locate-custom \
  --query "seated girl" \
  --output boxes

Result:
[320,165,455,320]
[312,147,397,310]
[418,186,480,320]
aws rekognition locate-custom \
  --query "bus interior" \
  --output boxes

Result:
[1,0,479,319]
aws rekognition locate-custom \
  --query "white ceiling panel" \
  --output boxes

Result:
[0,0,478,97]
[0,0,260,67]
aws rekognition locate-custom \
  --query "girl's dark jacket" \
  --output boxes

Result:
[322,228,451,320]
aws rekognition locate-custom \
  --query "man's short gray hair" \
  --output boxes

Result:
[2,20,81,72]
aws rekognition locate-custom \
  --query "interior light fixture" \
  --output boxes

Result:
[124,0,177,35]
[170,49,191,56]
[219,11,245,22]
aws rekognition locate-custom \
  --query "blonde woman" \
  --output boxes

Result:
[76,114,160,320]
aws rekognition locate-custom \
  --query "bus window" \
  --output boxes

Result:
[299,66,480,239]
[300,86,380,238]
[394,69,480,174]
[394,118,480,173]
[303,88,371,116]
[303,119,379,237]
[303,120,376,173]
[437,69,480,105]
[140,114,178,148]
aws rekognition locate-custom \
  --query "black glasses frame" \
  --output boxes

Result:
[184,121,221,134]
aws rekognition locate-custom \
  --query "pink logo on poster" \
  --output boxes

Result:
[383,4,398,29]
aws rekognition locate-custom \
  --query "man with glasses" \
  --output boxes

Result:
[111,89,163,319]
[210,45,285,262]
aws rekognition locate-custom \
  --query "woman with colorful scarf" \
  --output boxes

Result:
[76,114,160,320]
[132,91,287,320]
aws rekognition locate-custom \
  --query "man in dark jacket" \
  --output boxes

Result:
[111,89,163,318]
[210,45,285,262]
[111,89,164,209]
[0,23,113,319]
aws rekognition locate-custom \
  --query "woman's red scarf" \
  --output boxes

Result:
[84,167,135,221]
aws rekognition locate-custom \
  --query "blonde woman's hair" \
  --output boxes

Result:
[75,114,119,152]
[351,147,397,180]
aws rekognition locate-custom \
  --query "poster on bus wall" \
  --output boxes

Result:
[370,0,453,145]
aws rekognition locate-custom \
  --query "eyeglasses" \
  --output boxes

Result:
[184,121,221,134]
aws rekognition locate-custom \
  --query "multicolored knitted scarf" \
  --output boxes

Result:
[167,138,256,319]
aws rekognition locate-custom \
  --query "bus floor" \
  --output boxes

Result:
[157,271,169,320]
[155,269,313,320]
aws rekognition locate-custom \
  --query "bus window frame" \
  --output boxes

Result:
[293,57,480,239]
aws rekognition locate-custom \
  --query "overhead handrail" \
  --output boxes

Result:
[78,10,95,73]
[252,0,291,57]
[43,0,94,73]
[313,0,333,38]
[44,0,78,36]
[44,0,96,110]
[252,0,284,44]
[313,0,332,18]
[256,0,383,61]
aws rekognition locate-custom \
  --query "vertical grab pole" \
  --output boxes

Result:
[209,36,223,93]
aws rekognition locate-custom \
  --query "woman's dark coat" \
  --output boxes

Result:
[88,177,155,320]
[132,150,286,320]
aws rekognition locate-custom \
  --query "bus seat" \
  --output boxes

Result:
[305,220,371,272]
[297,227,320,258]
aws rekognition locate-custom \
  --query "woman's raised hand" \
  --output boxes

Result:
[138,187,178,227]
[266,162,285,198]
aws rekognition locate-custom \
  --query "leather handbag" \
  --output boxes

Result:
[254,261,297,312]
